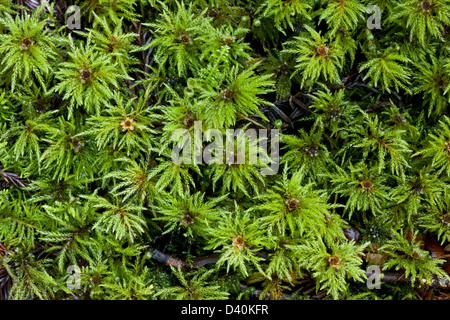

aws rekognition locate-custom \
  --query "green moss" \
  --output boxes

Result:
[0,0,449,301]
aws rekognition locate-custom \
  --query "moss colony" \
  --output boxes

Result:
[0,0,450,300]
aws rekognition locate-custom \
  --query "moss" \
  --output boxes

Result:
[0,0,449,301]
